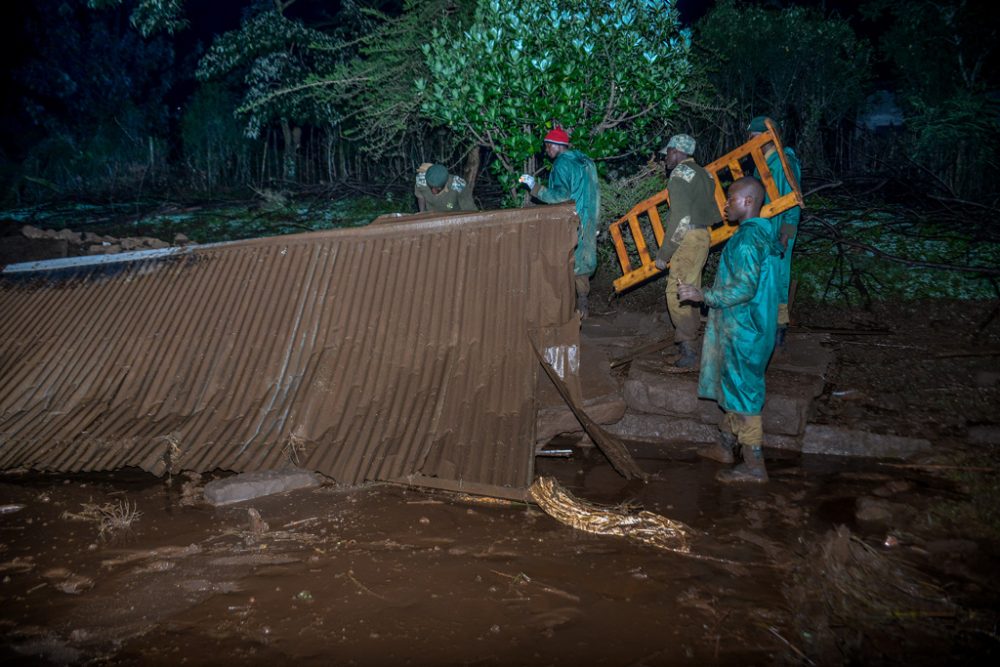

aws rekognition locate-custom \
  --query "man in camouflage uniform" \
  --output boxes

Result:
[414,163,476,213]
[747,116,801,349]
[653,133,722,368]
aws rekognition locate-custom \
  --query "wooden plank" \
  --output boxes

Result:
[751,148,781,203]
[648,206,665,246]
[728,159,744,180]
[609,220,631,273]
[627,214,652,266]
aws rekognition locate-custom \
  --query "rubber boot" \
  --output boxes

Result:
[576,294,589,320]
[716,445,769,484]
[674,340,697,368]
[697,430,736,463]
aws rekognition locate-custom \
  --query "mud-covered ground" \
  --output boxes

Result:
[3,298,999,666]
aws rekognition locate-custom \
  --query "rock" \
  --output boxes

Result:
[967,425,1000,446]
[203,468,322,506]
[142,237,169,249]
[802,424,932,459]
[607,413,717,444]
[623,359,816,436]
[93,244,122,255]
[53,574,94,594]
[20,225,47,239]
[174,233,190,244]
[83,232,107,244]
[53,229,82,244]
[872,479,913,497]
[120,238,142,251]
[624,366,702,416]
[855,496,894,524]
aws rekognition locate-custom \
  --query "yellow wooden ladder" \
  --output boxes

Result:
[609,119,805,293]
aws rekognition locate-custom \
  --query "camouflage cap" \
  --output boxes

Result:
[747,116,773,133]
[425,164,449,189]
[660,133,696,155]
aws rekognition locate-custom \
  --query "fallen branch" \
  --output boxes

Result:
[609,337,673,369]
[803,181,843,197]
[767,626,817,666]
[491,569,581,603]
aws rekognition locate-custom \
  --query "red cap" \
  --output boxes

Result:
[543,127,570,146]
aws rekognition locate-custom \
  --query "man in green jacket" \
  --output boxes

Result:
[519,127,600,318]
[678,177,783,483]
[748,116,801,349]
[653,133,722,368]
[415,163,477,214]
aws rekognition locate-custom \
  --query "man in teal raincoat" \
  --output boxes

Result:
[748,115,801,349]
[678,177,783,483]
[519,127,600,318]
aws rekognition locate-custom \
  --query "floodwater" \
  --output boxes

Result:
[1,444,997,666]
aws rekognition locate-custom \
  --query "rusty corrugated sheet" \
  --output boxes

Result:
[0,205,578,499]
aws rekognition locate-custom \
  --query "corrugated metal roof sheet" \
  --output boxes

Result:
[0,205,579,499]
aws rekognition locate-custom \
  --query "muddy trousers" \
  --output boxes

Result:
[574,274,591,298]
[665,228,710,343]
[720,412,763,447]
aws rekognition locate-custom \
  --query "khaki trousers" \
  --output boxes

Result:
[777,303,790,327]
[665,228,710,343]
[574,274,591,298]
[721,412,763,447]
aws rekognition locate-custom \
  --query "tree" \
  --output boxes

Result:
[419,0,692,196]
[863,0,999,199]
[86,0,188,36]
[16,0,178,196]
[695,0,871,172]
[339,0,475,164]
[195,2,348,181]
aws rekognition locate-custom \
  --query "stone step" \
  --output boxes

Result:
[622,351,826,437]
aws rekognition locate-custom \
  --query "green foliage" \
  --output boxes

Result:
[795,209,1000,304]
[696,0,871,170]
[180,83,255,190]
[338,0,475,159]
[863,0,1000,197]
[598,164,667,232]
[16,0,177,196]
[420,0,691,193]
[87,0,188,36]
[196,8,348,138]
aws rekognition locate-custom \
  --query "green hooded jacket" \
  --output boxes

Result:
[755,147,801,304]
[698,217,784,415]
[534,150,600,276]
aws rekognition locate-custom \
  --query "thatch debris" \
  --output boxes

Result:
[529,476,690,553]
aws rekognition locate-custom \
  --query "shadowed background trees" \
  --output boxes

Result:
[2,0,997,206]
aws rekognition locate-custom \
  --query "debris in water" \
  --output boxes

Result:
[529,476,690,553]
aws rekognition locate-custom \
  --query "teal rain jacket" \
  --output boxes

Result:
[535,150,600,276]
[698,217,783,415]
[756,147,801,304]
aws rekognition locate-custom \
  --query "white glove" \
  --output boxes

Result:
[518,174,535,189]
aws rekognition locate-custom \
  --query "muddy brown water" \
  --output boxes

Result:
[1,445,997,666]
